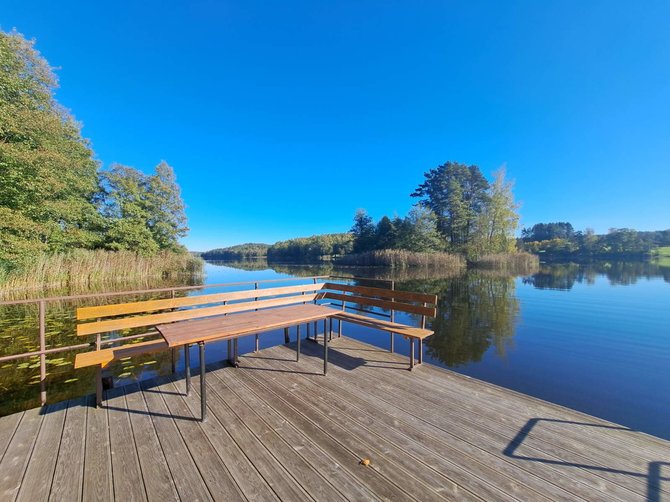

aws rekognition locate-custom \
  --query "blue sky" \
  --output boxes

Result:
[3,1,669,251]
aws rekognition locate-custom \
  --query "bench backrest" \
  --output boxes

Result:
[77,283,325,336]
[322,282,437,318]
[76,280,438,338]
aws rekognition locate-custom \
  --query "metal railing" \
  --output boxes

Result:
[0,274,393,405]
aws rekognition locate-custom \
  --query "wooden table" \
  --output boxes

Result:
[156,304,339,421]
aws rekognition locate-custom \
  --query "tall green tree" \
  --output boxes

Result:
[375,216,397,250]
[0,30,102,265]
[396,207,444,252]
[472,168,520,255]
[350,209,376,253]
[101,162,188,254]
[411,161,489,249]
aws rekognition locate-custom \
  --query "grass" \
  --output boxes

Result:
[336,249,466,270]
[471,252,540,274]
[0,249,204,297]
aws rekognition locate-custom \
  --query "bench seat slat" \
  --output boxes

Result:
[334,311,433,340]
[74,340,168,369]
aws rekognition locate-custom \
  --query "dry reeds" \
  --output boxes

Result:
[0,249,204,296]
[336,249,466,270]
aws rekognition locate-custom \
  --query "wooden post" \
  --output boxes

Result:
[39,300,47,406]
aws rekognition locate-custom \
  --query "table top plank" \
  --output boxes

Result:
[156,304,337,347]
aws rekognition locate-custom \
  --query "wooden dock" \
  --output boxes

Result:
[1,336,668,501]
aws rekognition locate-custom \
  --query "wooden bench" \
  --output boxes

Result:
[74,280,438,411]
[74,282,327,405]
[321,282,437,370]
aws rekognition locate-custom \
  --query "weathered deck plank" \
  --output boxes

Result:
[0,407,43,501]
[309,338,666,500]
[49,397,87,502]
[83,395,113,501]
[0,335,668,502]
[291,339,653,501]
[16,400,67,502]
[122,383,179,502]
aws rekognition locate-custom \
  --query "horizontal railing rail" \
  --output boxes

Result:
[0,274,394,405]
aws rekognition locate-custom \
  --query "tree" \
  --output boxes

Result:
[472,168,520,255]
[350,209,376,253]
[411,161,489,249]
[375,216,397,250]
[397,207,444,252]
[100,162,188,254]
[0,29,102,265]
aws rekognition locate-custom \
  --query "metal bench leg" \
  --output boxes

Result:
[338,319,342,338]
[307,322,311,341]
[255,334,259,352]
[96,365,103,407]
[227,340,232,364]
[418,339,423,365]
[323,321,328,376]
[284,327,290,344]
[296,324,301,362]
[199,342,207,422]
[390,333,394,353]
[409,338,415,371]
[185,344,191,396]
[329,318,333,341]
[233,338,239,367]
[171,347,177,374]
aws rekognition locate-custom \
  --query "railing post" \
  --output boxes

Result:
[390,280,395,353]
[254,282,260,352]
[39,300,47,406]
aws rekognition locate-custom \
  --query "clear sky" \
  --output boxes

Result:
[3,1,669,251]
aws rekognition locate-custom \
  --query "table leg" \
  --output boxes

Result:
[409,338,415,371]
[390,333,394,353]
[199,342,206,422]
[323,320,328,376]
[296,324,301,362]
[418,338,423,365]
[185,344,191,396]
[329,318,333,341]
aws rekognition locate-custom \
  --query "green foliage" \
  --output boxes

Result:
[0,30,102,264]
[411,161,490,248]
[201,243,270,260]
[520,225,670,257]
[350,209,376,253]
[0,29,193,277]
[267,233,353,261]
[470,168,520,257]
[101,162,188,254]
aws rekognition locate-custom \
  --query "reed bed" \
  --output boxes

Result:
[471,252,540,274]
[0,249,204,297]
[336,249,466,270]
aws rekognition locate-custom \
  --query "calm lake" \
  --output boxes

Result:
[1,259,669,440]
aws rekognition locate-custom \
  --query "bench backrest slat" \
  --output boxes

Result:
[77,283,325,320]
[323,282,437,305]
[324,292,436,317]
[77,293,321,336]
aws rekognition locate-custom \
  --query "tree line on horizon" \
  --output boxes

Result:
[204,161,522,262]
[0,30,190,272]
[520,222,670,257]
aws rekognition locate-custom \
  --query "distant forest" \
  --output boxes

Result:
[520,223,670,258]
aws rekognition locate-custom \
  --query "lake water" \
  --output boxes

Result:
[1,259,669,440]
